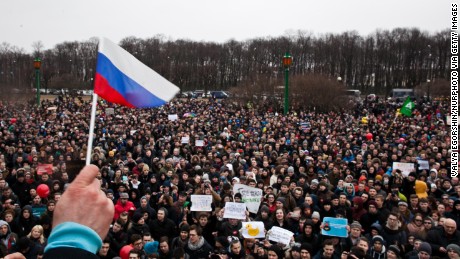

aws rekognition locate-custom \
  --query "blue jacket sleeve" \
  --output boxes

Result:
[44,222,102,255]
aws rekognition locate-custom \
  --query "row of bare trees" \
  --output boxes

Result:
[0,28,450,97]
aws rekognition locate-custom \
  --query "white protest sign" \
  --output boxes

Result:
[233,184,263,214]
[418,160,430,170]
[195,140,204,147]
[190,195,212,211]
[168,114,178,121]
[105,108,114,115]
[268,226,294,245]
[181,136,190,144]
[241,222,265,239]
[447,115,451,125]
[393,162,415,177]
[223,202,246,219]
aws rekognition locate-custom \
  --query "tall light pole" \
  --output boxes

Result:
[282,52,293,115]
[33,58,41,106]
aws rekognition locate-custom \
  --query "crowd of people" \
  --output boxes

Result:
[0,93,457,259]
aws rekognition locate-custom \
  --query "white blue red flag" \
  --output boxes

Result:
[94,38,179,108]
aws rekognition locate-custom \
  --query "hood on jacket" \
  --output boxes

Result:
[353,196,364,211]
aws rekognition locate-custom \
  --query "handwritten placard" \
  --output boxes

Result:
[268,226,293,245]
[168,114,178,121]
[321,217,348,238]
[190,195,212,211]
[417,160,430,170]
[233,184,263,214]
[223,202,246,219]
[393,162,415,177]
[241,222,265,239]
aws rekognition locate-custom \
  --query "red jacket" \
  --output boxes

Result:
[114,199,136,220]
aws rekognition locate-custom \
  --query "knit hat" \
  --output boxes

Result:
[268,245,283,258]
[180,224,190,232]
[260,205,270,214]
[311,211,320,219]
[311,179,319,185]
[350,221,362,230]
[276,197,286,204]
[300,243,313,254]
[447,244,460,256]
[234,193,242,199]
[144,241,159,255]
[288,166,294,173]
[132,212,143,223]
[398,201,408,207]
[418,242,432,255]
[387,245,401,257]
[119,192,129,199]
[368,200,377,207]
[430,183,437,189]
[372,235,384,244]
[370,222,382,232]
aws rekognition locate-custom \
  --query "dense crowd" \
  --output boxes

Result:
[0,94,457,259]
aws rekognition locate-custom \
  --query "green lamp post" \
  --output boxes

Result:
[282,52,293,115]
[33,58,42,106]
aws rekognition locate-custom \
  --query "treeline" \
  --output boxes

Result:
[0,28,450,95]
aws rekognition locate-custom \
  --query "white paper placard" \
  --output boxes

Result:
[268,226,293,245]
[168,114,178,121]
[223,202,246,219]
[418,160,430,170]
[195,140,204,147]
[241,222,265,238]
[190,195,212,211]
[393,162,415,177]
[181,137,190,144]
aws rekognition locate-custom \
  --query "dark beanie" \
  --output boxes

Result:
[180,224,190,232]
[301,243,313,255]
[132,212,143,223]
[268,245,283,258]
[260,205,270,213]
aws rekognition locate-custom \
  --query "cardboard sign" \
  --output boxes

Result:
[268,226,294,245]
[233,184,263,214]
[241,222,265,238]
[321,217,348,238]
[223,202,246,219]
[190,195,213,211]
[393,162,415,177]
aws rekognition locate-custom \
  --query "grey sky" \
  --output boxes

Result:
[0,0,452,53]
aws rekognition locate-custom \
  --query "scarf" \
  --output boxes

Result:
[188,236,205,251]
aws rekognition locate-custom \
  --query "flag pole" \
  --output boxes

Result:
[86,93,98,165]
[385,111,399,139]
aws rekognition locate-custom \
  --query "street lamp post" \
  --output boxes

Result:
[33,58,42,106]
[282,52,293,115]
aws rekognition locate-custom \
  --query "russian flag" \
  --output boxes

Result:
[94,38,179,108]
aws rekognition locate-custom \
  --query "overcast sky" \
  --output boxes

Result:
[0,0,452,53]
